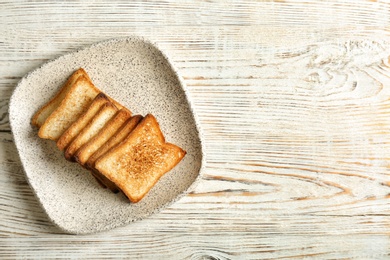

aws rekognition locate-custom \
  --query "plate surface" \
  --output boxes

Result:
[9,37,203,234]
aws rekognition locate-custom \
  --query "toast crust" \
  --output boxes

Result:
[38,75,101,141]
[95,114,186,203]
[65,102,118,161]
[74,109,132,166]
[56,93,110,151]
[31,68,90,128]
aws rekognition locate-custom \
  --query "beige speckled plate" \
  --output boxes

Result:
[9,37,204,234]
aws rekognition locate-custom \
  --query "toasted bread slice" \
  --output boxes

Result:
[84,115,142,193]
[95,114,186,203]
[65,102,118,161]
[38,75,101,141]
[85,115,143,170]
[74,109,132,166]
[85,115,142,193]
[31,68,90,128]
[56,93,110,151]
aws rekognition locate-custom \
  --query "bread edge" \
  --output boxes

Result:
[31,68,89,128]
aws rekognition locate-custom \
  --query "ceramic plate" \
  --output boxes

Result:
[9,37,204,234]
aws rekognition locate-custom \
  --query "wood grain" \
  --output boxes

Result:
[1,0,390,259]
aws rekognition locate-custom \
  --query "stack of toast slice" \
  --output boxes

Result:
[32,68,186,203]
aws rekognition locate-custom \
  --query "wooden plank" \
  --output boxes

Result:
[1,134,390,258]
[2,0,390,259]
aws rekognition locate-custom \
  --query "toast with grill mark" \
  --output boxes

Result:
[56,93,110,151]
[38,75,101,141]
[94,114,186,203]
[32,68,90,128]
[74,109,132,166]
[65,102,118,161]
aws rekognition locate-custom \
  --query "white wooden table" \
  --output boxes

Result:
[1,1,390,259]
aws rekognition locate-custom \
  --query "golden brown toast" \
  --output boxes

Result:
[94,114,186,203]
[74,109,132,166]
[56,93,110,151]
[33,69,185,202]
[64,102,118,161]
[85,115,143,171]
[31,68,90,128]
[84,114,142,193]
[38,75,101,141]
